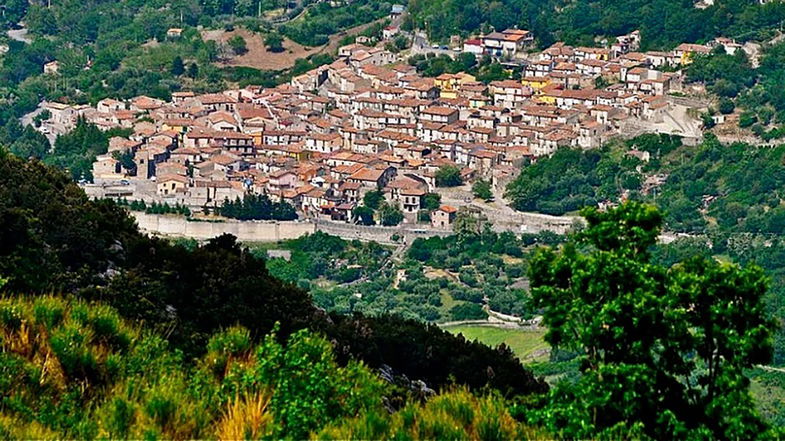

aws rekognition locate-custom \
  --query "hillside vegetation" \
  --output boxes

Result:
[1,295,547,439]
[407,0,785,48]
[0,148,545,397]
[507,135,785,368]
[0,147,782,438]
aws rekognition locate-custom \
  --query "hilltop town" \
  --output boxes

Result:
[5,0,785,438]
[34,24,724,226]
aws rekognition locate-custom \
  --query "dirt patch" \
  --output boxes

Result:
[201,28,318,71]
[200,17,387,71]
[424,267,458,282]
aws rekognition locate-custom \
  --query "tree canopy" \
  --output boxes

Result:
[218,194,297,221]
[408,0,785,49]
[528,202,775,440]
[435,165,463,187]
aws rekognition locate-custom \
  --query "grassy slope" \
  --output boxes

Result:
[443,325,549,363]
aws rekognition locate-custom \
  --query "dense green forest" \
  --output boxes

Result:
[255,229,563,322]
[407,0,785,48]
[506,133,785,234]
[505,145,643,215]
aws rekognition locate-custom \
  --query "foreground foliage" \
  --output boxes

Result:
[527,203,778,440]
[0,297,386,439]
[317,388,547,440]
[0,296,550,439]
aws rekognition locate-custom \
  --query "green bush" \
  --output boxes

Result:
[450,303,488,321]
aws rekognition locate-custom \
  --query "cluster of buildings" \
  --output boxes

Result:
[462,29,536,60]
[36,27,730,226]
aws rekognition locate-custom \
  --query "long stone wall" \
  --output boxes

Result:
[315,219,451,245]
[131,212,452,244]
[132,212,316,242]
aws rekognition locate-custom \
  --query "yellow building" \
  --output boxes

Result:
[675,43,711,65]
[161,119,189,134]
[440,89,459,99]
[469,95,491,108]
[434,72,477,92]
[521,76,551,92]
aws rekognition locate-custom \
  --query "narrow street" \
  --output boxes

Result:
[409,30,455,57]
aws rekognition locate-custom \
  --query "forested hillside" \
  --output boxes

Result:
[407,0,785,48]
[683,39,785,141]
[507,134,785,367]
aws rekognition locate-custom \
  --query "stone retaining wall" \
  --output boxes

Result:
[131,212,451,244]
[132,212,316,242]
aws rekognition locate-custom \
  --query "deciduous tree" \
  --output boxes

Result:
[528,202,775,440]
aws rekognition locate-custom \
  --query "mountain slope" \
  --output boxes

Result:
[0,148,546,396]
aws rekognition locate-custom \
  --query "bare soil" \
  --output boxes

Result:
[201,28,316,71]
[201,18,386,71]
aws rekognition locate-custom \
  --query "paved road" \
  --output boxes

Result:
[410,31,456,57]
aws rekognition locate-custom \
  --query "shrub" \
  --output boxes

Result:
[0,301,24,330]
[436,166,463,187]
[49,325,99,380]
[473,179,493,200]
[719,98,735,115]
[216,393,274,440]
[316,388,542,439]
[450,303,488,321]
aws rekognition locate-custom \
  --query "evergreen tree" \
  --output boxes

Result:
[171,56,185,76]
[435,165,463,187]
[187,62,199,79]
[379,202,403,226]
[352,206,375,225]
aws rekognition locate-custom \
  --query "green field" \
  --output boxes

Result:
[443,325,550,363]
